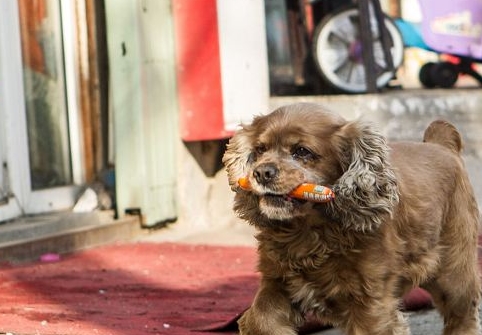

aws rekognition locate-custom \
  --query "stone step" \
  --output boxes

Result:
[0,212,143,264]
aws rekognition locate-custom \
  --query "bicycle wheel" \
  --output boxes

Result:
[312,6,404,93]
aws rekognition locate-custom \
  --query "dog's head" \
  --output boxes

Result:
[223,103,399,231]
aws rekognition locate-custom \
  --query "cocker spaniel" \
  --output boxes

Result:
[223,103,481,335]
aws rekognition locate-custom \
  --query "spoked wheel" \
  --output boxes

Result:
[312,6,404,93]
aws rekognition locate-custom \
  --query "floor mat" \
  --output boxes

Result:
[0,243,258,335]
[0,242,441,335]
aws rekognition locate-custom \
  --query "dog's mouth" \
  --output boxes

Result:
[257,192,309,221]
[262,193,306,207]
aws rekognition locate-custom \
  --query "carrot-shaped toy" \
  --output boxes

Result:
[238,177,335,203]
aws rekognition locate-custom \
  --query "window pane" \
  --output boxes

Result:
[17,0,72,190]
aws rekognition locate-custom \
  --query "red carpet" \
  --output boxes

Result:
[0,242,441,335]
[0,243,258,335]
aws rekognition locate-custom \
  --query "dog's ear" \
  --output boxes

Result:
[222,126,253,190]
[330,121,399,231]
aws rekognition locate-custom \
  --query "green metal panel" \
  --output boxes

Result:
[105,0,178,226]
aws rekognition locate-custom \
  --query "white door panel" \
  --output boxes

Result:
[0,0,83,221]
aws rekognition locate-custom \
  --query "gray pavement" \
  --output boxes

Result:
[312,308,482,334]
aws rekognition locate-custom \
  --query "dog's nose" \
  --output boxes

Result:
[253,163,279,185]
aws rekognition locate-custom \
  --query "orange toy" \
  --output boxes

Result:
[238,177,335,203]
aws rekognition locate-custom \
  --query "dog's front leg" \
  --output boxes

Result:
[238,278,301,335]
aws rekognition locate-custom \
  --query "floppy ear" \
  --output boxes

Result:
[222,126,253,190]
[330,121,399,231]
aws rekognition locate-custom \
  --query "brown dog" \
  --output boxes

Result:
[223,103,481,335]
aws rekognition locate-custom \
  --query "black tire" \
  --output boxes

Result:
[311,5,404,93]
[431,62,459,88]
[419,62,436,88]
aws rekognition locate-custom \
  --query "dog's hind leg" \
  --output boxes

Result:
[421,166,481,334]
[422,275,481,335]
[422,208,481,335]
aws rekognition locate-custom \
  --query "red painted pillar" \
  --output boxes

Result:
[172,0,231,141]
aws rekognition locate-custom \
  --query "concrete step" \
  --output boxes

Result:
[0,211,144,264]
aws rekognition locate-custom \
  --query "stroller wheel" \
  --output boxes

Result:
[431,62,458,88]
[312,5,404,93]
[419,62,436,88]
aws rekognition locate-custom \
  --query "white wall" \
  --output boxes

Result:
[217,0,270,131]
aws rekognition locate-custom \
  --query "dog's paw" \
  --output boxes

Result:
[237,311,297,335]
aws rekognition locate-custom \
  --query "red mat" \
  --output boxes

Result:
[0,242,436,335]
[0,243,258,335]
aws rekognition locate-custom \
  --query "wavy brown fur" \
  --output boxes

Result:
[223,103,481,335]
[329,120,399,231]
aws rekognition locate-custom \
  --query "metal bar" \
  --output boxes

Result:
[372,0,394,72]
[357,0,377,93]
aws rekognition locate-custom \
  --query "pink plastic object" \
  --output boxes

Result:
[40,253,61,262]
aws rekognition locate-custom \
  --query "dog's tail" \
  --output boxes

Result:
[423,120,462,154]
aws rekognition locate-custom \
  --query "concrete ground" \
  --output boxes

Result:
[312,309,447,335]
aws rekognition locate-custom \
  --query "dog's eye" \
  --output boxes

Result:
[293,146,314,159]
[255,144,267,155]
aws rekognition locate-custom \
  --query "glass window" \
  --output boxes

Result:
[17,0,72,190]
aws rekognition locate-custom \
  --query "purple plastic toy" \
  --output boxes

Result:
[419,0,482,59]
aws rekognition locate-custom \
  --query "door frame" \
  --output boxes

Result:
[0,0,84,221]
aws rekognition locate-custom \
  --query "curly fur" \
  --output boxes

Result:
[223,103,481,335]
[329,121,399,231]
